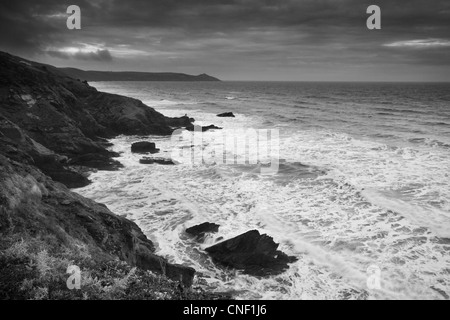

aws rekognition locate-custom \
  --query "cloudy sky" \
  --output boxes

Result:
[1,0,449,81]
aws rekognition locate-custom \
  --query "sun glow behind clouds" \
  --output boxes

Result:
[57,43,103,53]
[48,43,151,58]
[384,39,450,48]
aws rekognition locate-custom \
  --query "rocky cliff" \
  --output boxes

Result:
[0,51,201,299]
[0,51,192,187]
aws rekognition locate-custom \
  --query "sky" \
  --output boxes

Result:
[1,0,450,81]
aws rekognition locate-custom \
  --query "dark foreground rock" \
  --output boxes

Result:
[186,124,222,132]
[205,230,297,276]
[186,222,220,241]
[131,141,159,154]
[139,157,175,165]
[217,112,235,118]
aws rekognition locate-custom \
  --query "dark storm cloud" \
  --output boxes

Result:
[0,0,449,80]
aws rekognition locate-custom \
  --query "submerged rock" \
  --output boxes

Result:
[131,141,159,154]
[217,112,235,118]
[205,230,297,276]
[139,157,175,165]
[186,222,220,241]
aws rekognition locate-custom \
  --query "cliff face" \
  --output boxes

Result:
[0,52,173,153]
[0,150,194,288]
[0,51,197,296]
[0,51,190,187]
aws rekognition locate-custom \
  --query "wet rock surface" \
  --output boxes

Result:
[205,230,297,276]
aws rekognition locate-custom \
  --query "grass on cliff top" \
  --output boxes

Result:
[0,235,217,300]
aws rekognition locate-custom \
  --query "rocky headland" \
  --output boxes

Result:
[0,51,296,300]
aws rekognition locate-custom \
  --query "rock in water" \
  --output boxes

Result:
[217,112,235,117]
[131,141,159,154]
[139,157,175,165]
[186,222,220,241]
[205,230,297,276]
[185,124,222,132]
[0,153,195,287]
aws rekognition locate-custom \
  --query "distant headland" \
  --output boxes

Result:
[59,68,221,82]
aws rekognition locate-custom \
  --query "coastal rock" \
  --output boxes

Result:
[205,230,297,276]
[186,222,220,241]
[67,153,123,171]
[135,250,195,287]
[0,51,197,290]
[36,161,91,189]
[0,51,173,163]
[165,115,195,127]
[131,141,159,154]
[185,124,222,132]
[0,115,91,188]
[84,92,173,136]
[139,157,175,165]
[217,112,235,118]
[0,153,195,287]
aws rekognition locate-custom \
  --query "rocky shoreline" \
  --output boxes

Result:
[0,51,296,300]
[0,51,207,299]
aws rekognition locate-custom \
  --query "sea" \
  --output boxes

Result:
[77,81,450,300]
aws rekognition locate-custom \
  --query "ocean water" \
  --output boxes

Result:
[77,81,450,300]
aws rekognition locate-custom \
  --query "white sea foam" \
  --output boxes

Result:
[79,81,450,300]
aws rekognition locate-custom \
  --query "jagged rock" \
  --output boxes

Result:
[185,124,222,132]
[186,222,220,241]
[0,115,91,188]
[139,157,175,165]
[67,153,123,171]
[135,250,195,287]
[217,112,235,118]
[165,115,195,127]
[205,230,297,276]
[131,141,159,154]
